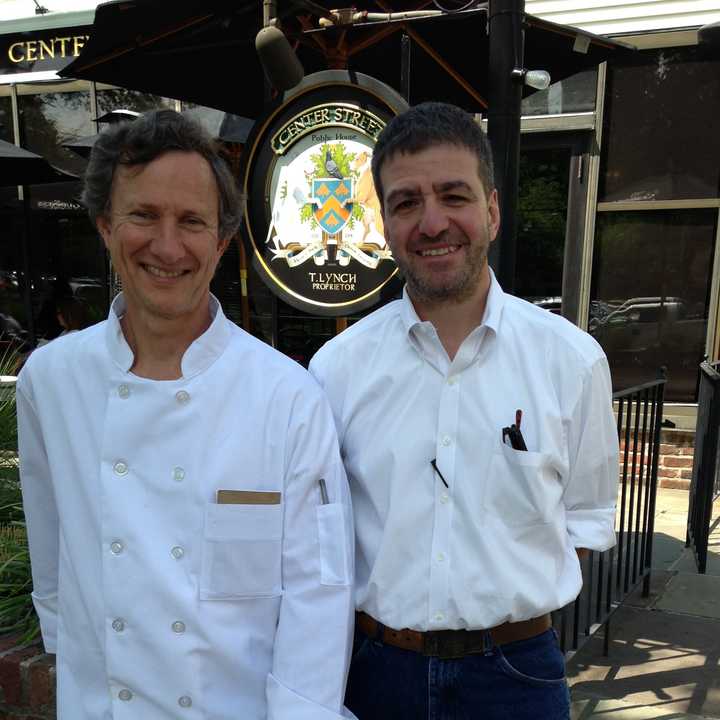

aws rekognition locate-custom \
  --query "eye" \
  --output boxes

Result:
[181,216,208,231]
[443,193,470,206]
[391,198,420,214]
[129,210,154,223]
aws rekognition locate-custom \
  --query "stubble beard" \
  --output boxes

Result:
[399,227,491,307]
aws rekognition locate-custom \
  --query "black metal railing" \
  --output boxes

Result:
[686,361,720,574]
[555,373,666,656]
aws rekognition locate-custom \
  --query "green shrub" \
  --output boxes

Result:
[0,350,39,644]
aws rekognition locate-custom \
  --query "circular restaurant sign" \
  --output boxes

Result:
[243,71,408,316]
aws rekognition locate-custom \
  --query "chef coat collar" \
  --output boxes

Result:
[105,293,232,378]
[399,267,505,339]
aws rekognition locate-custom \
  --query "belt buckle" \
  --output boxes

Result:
[424,630,467,660]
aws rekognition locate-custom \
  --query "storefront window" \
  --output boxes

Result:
[600,47,720,202]
[96,86,176,116]
[521,69,597,117]
[590,209,716,402]
[0,93,12,142]
[17,83,93,177]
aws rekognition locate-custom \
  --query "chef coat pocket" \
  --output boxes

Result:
[316,503,351,586]
[486,443,560,526]
[200,502,282,600]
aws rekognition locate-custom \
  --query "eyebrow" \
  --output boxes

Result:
[385,180,477,208]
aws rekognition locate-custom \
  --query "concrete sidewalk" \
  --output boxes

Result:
[569,489,720,719]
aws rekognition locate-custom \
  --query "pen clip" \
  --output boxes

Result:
[318,478,329,505]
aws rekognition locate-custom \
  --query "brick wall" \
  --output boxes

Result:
[619,427,696,491]
[0,636,55,720]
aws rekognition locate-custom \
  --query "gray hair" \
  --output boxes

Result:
[82,109,242,240]
[371,102,495,207]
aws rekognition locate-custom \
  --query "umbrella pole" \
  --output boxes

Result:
[487,0,525,295]
[19,186,37,347]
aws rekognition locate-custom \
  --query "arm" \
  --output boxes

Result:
[266,386,356,720]
[16,377,59,653]
[563,357,619,552]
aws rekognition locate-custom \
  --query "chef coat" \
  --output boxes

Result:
[18,294,355,719]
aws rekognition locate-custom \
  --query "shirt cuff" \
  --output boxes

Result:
[31,590,58,654]
[266,673,357,720]
[566,506,617,552]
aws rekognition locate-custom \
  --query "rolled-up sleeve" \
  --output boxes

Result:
[17,374,59,653]
[266,384,355,719]
[563,357,619,552]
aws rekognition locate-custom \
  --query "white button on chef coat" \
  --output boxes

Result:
[118,689,133,701]
[118,384,130,399]
[171,546,184,560]
[110,541,123,555]
[172,467,185,482]
[175,390,190,405]
[113,460,128,476]
[172,621,186,634]
[178,695,192,708]
[112,618,125,632]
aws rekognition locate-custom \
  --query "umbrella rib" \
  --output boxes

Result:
[402,24,488,108]
[71,13,216,73]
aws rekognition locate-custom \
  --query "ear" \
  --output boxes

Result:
[96,215,112,249]
[487,188,501,242]
[217,235,231,257]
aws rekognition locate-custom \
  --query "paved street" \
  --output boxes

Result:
[569,489,720,719]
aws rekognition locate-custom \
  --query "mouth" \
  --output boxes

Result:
[416,245,461,257]
[142,264,189,279]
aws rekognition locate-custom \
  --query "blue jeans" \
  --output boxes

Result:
[345,627,570,720]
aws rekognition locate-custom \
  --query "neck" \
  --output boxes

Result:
[410,267,492,361]
[120,301,213,381]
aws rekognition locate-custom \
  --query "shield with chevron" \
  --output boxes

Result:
[311,178,354,236]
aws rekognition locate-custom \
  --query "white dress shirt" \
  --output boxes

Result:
[18,294,355,720]
[310,272,619,633]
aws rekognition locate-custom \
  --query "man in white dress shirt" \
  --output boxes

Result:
[309,102,619,719]
[18,110,355,720]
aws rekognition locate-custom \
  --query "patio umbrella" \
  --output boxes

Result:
[63,108,254,159]
[0,139,75,187]
[60,0,632,117]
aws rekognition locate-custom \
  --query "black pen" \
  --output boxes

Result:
[502,409,528,451]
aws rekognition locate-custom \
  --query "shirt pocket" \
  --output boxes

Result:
[485,443,560,526]
[200,502,282,600]
[316,503,351,586]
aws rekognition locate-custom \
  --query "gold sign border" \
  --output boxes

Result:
[244,82,400,310]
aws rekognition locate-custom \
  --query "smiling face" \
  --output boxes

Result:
[97,151,229,331]
[380,143,500,308]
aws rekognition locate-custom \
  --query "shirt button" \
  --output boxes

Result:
[118,384,130,399]
[173,467,185,482]
[434,612,445,623]
[175,390,190,405]
[178,696,193,708]
[110,541,124,555]
[437,552,445,563]
[171,546,185,560]
[118,689,133,701]
[112,618,125,632]
[172,621,186,634]
[441,435,451,447]
[440,493,449,504]
[113,460,128,476]
[447,376,458,386]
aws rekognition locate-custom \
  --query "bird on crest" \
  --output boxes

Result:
[324,150,343,179]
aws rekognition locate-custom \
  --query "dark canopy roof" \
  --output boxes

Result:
[0,139,76,186]
[61,0,632,118]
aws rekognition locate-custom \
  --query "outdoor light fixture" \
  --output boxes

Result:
[255,25,304,92]
[511,67,551,90]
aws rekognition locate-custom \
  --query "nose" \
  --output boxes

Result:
[149,217,185,265]
[417,198,449,238]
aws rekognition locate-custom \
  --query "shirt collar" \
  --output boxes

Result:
[399,267,506,339]
[104,293,231,378]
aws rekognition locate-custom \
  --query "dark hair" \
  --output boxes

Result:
[57,296,91,331]
[82,109,242,239]
[371,102,495,205]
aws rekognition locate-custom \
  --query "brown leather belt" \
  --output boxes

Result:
[356,611,552,660]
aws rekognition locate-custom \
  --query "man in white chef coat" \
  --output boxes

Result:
[310,102,619,719]
[18,109,355,720]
